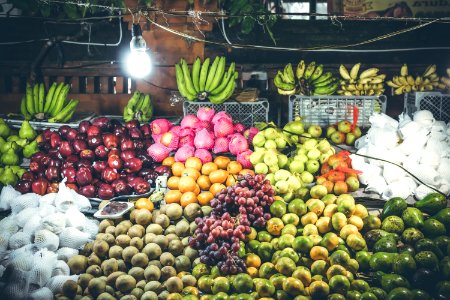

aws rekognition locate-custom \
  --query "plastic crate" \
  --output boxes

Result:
[404,92,450,123]
[183,99,269,128]
[288,95,387,128]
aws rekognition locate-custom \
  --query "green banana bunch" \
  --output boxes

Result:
[123,91,153,123]
[21,82,79,122]
[440,68,450,92]
[338,63,386,96]
[274,60,339,96]
[175,56,238,104]
[387,64,444,95]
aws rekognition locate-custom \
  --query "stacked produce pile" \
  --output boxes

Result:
[0,183,98,299]
[325,120,362,146]
[387,64,445,94]
[351,110,450,199]
[148,108,257,164]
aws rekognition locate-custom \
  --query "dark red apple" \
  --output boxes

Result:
[120,139,134,151]
[124,158,143,173]
[138,169,157,183]
[113,127,128,138]
[77,159,92,170]
[87,125,101,137]
[97,183,114,199]
[129,177,150,194]
[120,150,135,161]
[110,119,123,129]
[58,141,73,158]
[141,124,151,137]
[125,120,139,130]
[112,179,132,195]
[72,140,88,154]
[108,149,120,158]
[50,133,61,149]
[15,180,31,194]
[58,125,71,137]
[92,117,111,132]
[143,139,153,149]
[80,149,95,161]
[79,185,96,198]
[31,152,45,163]
[48,158,62,168]
[66,183,78,192]
[133,140,144,150]
[129,128,143,139]
[32,178,49,195]
[29,161,42,173]
[102,167,119,183]
[62,166,77,183]
[108,155,123,169]
[87,135,102,149]
[76,167,93,186]
[66,128,78,141]
[47,148,61,159]
[47,182,59,194]
[154,165,171,176]
[102,133,119,149]
[93,161,108,174]
[76,133,87,140]
[42,129,53,141]
[136,152,154,168]
[38,142,51,152]
[78,120,91,133]
[95,145,109,159]
[21,171,35,182]
[45,166,60,181]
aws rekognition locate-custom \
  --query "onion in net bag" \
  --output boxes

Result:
[9,231,32,250]
[51,260,70,276]
[64,206,86,230]
[14,207,40,228]
[39,193,56,207]
[59,227,90,249]
[45,274,78,294]
[38,204,56,218]
[11,193,40,214]
[28,248,58,287]
[0,185,21,211]
[22,215,42,236]
[41,212,66,234]
[83,219,100,239]
[34,229,59,251]
[56,247,79,262]
[29,286,53,300]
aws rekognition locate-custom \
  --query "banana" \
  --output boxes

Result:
[392,76,403,86]
[339,65,351,80]
[343,91,353,96]
[437,83,446,89]
[191,57,201,93]
[135,94,145,113]
[48,82,64,114]
[209,74,235,104]
[33,84,39,113]
[211,63,235,95]
[175,63,194,100]
[400,64,408,76]
[304,61,316,80]
[283,63,295,84]
[398,76,408,85]
[405,86,412,93]
[44,82,57,113]
[50,84,70,117]
[199,57,210,91]
[447,68,450,77]
[208,56,226,92]
[375,74,386,81]
[313,82,338,95]
[313,72,333,84]
[38,83,44,113]
[277,88,296,95]
[414,76,423,85]
[314,78,335,88]
[428,73,439,81]
[274,74,296,91]
[310,64,323,82]
[139,95,151,116]
[20,96,31,120]
[205,56,220,91]
[25,84,35,115]
[296,60,306,79]
[350,63,361,80]
[181,59,197,96]
[359,68,379,79]
[406,75,415,86]
[48,99,79,123]
[423,64,437,77]
[370,78,384,84]
[346,84,357,91]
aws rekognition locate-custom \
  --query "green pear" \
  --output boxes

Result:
[1,141,19,154]
[0,167,18,185]
[0,122,11,138]
[19,120,37,140]
[274,170,291,182]
[252,132,266,147]
[264,152,279,166]
[264,140,277,149]
[275,137,287,149]
[264,128,278,140]
[277,154,289,168]
[0,137,5,149]
[254,163,269,174]
[1,148,19,166]
[23,140,39,158]
[249,150,265,165]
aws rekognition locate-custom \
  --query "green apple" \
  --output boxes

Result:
[306,160,320,174]
[255,163,268,174]
[275,180,290,194]
[308,125,322,138]
[277,154,289,168]
[330,131,345,144]
[264,128,278,139]
[296,187,310,199]
[265,173,275,185]
[337,120,352,134]
[296,147,308,155]
[317,139,331,153]
[250,150,265,165]
[264,139,277,149]
[274,169,291,182]
[289,160,305,174]
[300,171,314,184]
[310,185,328,199]
[294,154,308,165]
[287,175,302,191]
[307,148,321,160]
[346,176,360,192]
[253,132,266,147]
[352,126,362,138]
[275,137,287,149]
[299,133,312,144]
[264,152,278,166]
[345,132,356,146]
[303,139,318,150]
[268,164,280,174]
[326,126,337,139]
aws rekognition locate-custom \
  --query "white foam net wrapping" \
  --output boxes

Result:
[34,229,59,252]
[59,227,91,249]
[56,247,79,262]
[38,204,56,218]
[41,212,66,234]
[1,267,29,300]
[14,207,40,228]
[29,287,53,300]
[52,260,70,276]
[10,193,40,214]
[0,232,12,252]
[28,249,58,287]
[0,216,19,235]
[39,193,57,207]
[83,219,100,239]
[8,232,32,250]
[65,206,87,230]
[54,180,77,212]
[22,215,42,236]
[0,185,21,211]
[45,274,78,294]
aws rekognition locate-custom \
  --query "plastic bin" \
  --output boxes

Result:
[183,99,269,128]
[288,95,387,128]
[404,92,450,123]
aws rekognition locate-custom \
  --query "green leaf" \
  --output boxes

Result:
[240,16,255,34]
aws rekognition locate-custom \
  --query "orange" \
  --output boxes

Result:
[180,192,198,207]
[247,267,259,278]
[209,169,228,184]
[227,161,243,175]
[201,162,218,176]
[182,167,201,181]
[214,156,231,169]
[198,192,214,206]
[178,176,197,193]
[135,198,154,211]
[185,157,202,171]
[165,190,182,204]
[210,183,226,196]
[172,162,185,177]
[193,184,201,195]
[245,253,262,268]
[226,174,237,187]
[167,176,180,190]
[239,169,255,176]
[162,156,175,167]
[197,175,211,191]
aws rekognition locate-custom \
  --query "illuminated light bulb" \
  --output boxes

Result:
[126,23,151,78]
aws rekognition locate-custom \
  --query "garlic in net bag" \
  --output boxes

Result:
[39,193,56,207]
[64,206,86,230]
[38,204,56,218]
[54,180,77,212]
[83,219,100,239]
[22,215,42,236]
[34,229,59,251]
[14,207,39,228]
[45,274,78,294]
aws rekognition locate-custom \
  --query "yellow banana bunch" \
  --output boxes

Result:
[337,63,386,96]
[175,56,238,104]
[387,64,444,95]
[440,68,450,92]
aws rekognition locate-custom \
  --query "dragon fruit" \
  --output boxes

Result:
[151,119,172,135]
[244,127,259,144]
[160,131,179,150]
[174,145,195,163]
[212,111,232,125]
[229,133,249,155]
[195,149,213,164]
[147,143,171,162]
[214,119,234,138]
[213,137,229,154]
[181,115,199,128]
[194,129,215,150]
[234,123,245,134]
[178,134,195,148]
[197,107,215,122]
[237,149,253,169]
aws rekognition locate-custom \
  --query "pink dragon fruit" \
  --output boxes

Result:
[194,149,212,164]
[181,115,199,128]
[174,145,195,163]
[151,134,162,143]
[180,127,195,137]
[228,133,249,155]
[244,127,259,144]
[169,125,182,136]
[178,135,195,148]
[197,107,215,122]
[194,129,215,150]
[237,149,253,169]
[160,131,179,150]
[212,111,232,125]
[234,123,245,134]
[147,143,171,162]
[213,137,229,154]
[150,119,172,135]
[214,119,234,138]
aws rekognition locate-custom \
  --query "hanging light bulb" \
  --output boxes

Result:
[126,23,152,78]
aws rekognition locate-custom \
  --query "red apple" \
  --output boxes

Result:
[102,133,119,149]
[124,158,143,173]
[108,155,123,169]
[21,171,35,182]
[129,127,143,139]
[32,178,49,195]
[95,145,109,159]
[66,128,78,141]
[92,117,111,132]
[79,185,96,198]
[97,183,114,199]
[58,125,71,137]
[75,133,87,140]
[120,139,135,151]
[58,141,74,158]
[29,161,42,173]
[141,124,151,137]
[80,149,95,161]
[15,180,31,194]
[125,120,139,130]
[42,129,53,142]
[120,150,135,161]
[87,135,102,149]
[112,179,132,195]
[78,120,91,133]
[50,133,61,149]
[47,182,59,194]
[62,166,77,183]
[72,140,88,154]
[48,158,62,168]
[66,183,78,192]
[128,177,150,194]
[87,125,101,137]
[102,167,119,183]
[133,140,144,150]
[76,167,93,186]
[114,127,128,138]
[93,161,108,174]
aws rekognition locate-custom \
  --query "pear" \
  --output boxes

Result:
[19,120,36,140]
[0,167,18,185]
[1,148,19,166]
[23,140,39,158]
[0,122,11,138]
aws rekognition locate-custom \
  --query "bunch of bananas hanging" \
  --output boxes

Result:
[387,64,445,95]
[21,82,79,123]
[440,68,450,92]
[337,64,386,96]
[274,61,339,96]
[175,56,238,104]
[123,91,153,123]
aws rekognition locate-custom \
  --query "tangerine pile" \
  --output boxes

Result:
[162,156,254,207]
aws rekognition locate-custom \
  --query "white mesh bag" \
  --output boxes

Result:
[0,231,12,252]
[9,252,35,271]
[52,260,70,276]
[1,267,29,300]
[45,274,78,294]
[10,193,40,214]
[14,207,40,228]
[28,249,58,287]
[59,227,90,249]
[29,287,53,300]
[8,231,32,250]
[41,212,66,234]
[38,204,56,218]
[39,193,57,207]
[22,215,42,236]
[0,264,5,278]
[65,206,86,230]
[0,185,21,211]
[70,189,92,210]
[54,181,77,212]
[0,216,19,235]
[83,219,100,239]
[56,247,79,262]
[34,229,59,251]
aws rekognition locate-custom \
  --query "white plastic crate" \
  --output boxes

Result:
[183,99,269,128]
[404,92,450,123]
[288,95,387,128]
